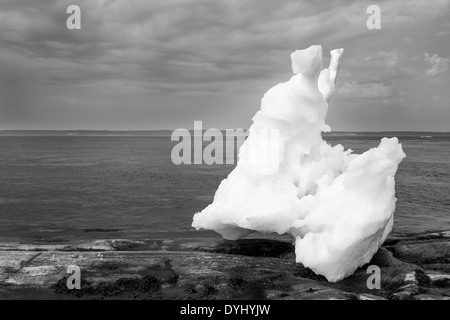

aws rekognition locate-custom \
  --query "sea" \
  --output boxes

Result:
[0,130,449,242]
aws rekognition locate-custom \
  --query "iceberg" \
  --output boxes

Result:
[192,45,406,282]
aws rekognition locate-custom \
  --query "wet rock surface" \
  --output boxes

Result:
[0,231,449,300]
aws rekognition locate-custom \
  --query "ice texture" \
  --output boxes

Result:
[192,45,406,282]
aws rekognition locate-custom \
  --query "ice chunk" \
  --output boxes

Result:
[318,48,344,102]
[192,45,406,282]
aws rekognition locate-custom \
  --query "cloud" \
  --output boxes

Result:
[378,51,400,67]
[0,0,344,91]
[337,81,393,99]
[365,50,400,67]
[437,18,450,36]
[424,53,449,77]
[4,0,447,91]
[1,0,450,130]
[437,30,450,36]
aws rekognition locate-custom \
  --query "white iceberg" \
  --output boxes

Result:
[192,45,406,282]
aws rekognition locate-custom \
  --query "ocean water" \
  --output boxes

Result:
[0,131,449,242]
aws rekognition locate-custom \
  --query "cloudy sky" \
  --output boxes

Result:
[0,0,449,131]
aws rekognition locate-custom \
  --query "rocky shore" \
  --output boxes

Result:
[0,231,449,300]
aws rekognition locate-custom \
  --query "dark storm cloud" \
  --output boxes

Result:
[1,0,365,87]
[0,0,449,130]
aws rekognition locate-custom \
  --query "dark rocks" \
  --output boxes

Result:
[0,230,449,300]
[391,242,450,264]
[52,274,162,299]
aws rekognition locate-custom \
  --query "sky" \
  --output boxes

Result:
[0,0,449,131]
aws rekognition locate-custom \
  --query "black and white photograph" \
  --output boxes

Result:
[0,0,449,308]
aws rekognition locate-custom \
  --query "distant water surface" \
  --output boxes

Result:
[0,131,448,241]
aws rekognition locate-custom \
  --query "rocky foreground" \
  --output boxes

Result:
[0,231,449,300]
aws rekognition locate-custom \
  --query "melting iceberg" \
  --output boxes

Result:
[192,45,406,282]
